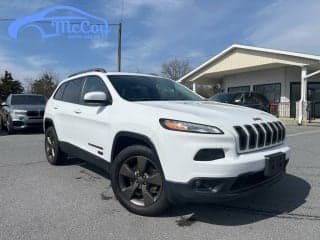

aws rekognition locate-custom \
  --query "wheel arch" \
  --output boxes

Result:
[44,118,55,131]
[111,131,160,164]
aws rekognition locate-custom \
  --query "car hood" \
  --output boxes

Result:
[137,101,277,126]
[11,105,45,111]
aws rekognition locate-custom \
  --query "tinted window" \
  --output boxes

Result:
[209,93,242,104]
[53,83,67,100]
[253,83,280,103]
[245,93,259,105]
[209,93,235,103]
[81,76,110,105]
[11,95,46,105]
[228,86,250,93]
[82,76,108,95]
[108,75,202,101]
[254,94,269,105]
[62,78,84,104]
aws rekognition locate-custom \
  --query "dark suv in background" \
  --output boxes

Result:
[0,94,47,134]
[209,92,270,112]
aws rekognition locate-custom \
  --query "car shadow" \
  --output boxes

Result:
[69,160,310,226]
[164,174,310,226]
[0,128,43,136]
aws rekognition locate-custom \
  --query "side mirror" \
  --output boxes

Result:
[1,102,7,107]
[84,91,110,105]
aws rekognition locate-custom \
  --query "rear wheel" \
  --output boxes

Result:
[111,145,169,216]
[45,126,68,165]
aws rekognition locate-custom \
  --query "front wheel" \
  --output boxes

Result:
[0,117,5,131]
[45,126,68,165]
[111,145,169,216]
[6,117,14,134]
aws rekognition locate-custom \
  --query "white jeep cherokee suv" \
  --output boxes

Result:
[44,68,290,216]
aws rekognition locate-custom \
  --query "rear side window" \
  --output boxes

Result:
[255,94,269,105]
[62,78,84,104]
[53,83,66,100]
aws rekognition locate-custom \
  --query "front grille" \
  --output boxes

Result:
[27,110,44,117]
[234,121,286,153]
[27,111,39,117]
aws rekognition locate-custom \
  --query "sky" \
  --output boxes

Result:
[0,0,320,84]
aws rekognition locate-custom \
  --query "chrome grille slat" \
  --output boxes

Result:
[234,121,285,153]
[273,122,282,142]
[262,123,272,146]
[253,124,265,147]
[268,122,277,144]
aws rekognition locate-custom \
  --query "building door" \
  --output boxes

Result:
[290,82,320,119]
[307,82,320,119]
[290,83,300,118]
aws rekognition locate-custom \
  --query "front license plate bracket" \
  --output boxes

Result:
[264,152,285,177]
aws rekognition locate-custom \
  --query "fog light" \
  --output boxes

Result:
[192,179,222,192]
[194,149,225,161]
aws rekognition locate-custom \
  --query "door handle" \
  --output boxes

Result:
[53,107,58,110]
[74,110,82,114]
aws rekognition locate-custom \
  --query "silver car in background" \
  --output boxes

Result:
[0,94,46,134]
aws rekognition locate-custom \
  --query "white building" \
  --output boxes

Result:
[179,44,320,124]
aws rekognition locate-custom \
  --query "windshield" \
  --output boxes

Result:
[108,75,203,101]
[11,95,46,105]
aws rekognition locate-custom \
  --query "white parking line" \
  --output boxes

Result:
[287,129,320,137]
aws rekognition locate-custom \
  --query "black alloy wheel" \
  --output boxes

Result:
[111,145,169,216]
[118,155,163,207]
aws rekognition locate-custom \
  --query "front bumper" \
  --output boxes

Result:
[165,159,288,203]
[11,117,43,130]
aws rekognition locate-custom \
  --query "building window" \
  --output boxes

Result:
[253,83,281,103]
[228,85,250,93]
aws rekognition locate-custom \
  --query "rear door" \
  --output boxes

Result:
[56,78,85,146]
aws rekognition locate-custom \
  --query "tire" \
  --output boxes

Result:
[0,117,5,131]
[45,126,68,165]
[111,145,169,216]
[6,117,14,135]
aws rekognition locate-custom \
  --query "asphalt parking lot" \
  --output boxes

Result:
[0,126,320,240]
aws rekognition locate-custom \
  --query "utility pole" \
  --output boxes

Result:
[117,22,122,72]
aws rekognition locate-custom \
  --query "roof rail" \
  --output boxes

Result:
[68,68,107,78]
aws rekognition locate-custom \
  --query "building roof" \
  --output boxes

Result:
[178,44,320,83]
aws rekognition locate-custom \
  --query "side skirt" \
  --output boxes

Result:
[59,141,110,174]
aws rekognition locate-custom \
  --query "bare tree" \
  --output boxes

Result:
[30,72,58,98]
[161,58,192,81]
[196,84,223,98]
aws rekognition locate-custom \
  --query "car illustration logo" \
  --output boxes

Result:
[8,5,108,39]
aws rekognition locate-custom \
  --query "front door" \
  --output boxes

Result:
[76,76,113,160]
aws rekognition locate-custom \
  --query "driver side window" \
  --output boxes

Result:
[81,76,110,105]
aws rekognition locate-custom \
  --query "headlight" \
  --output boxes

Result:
[159,119,223,134]
[13,110,27,115]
